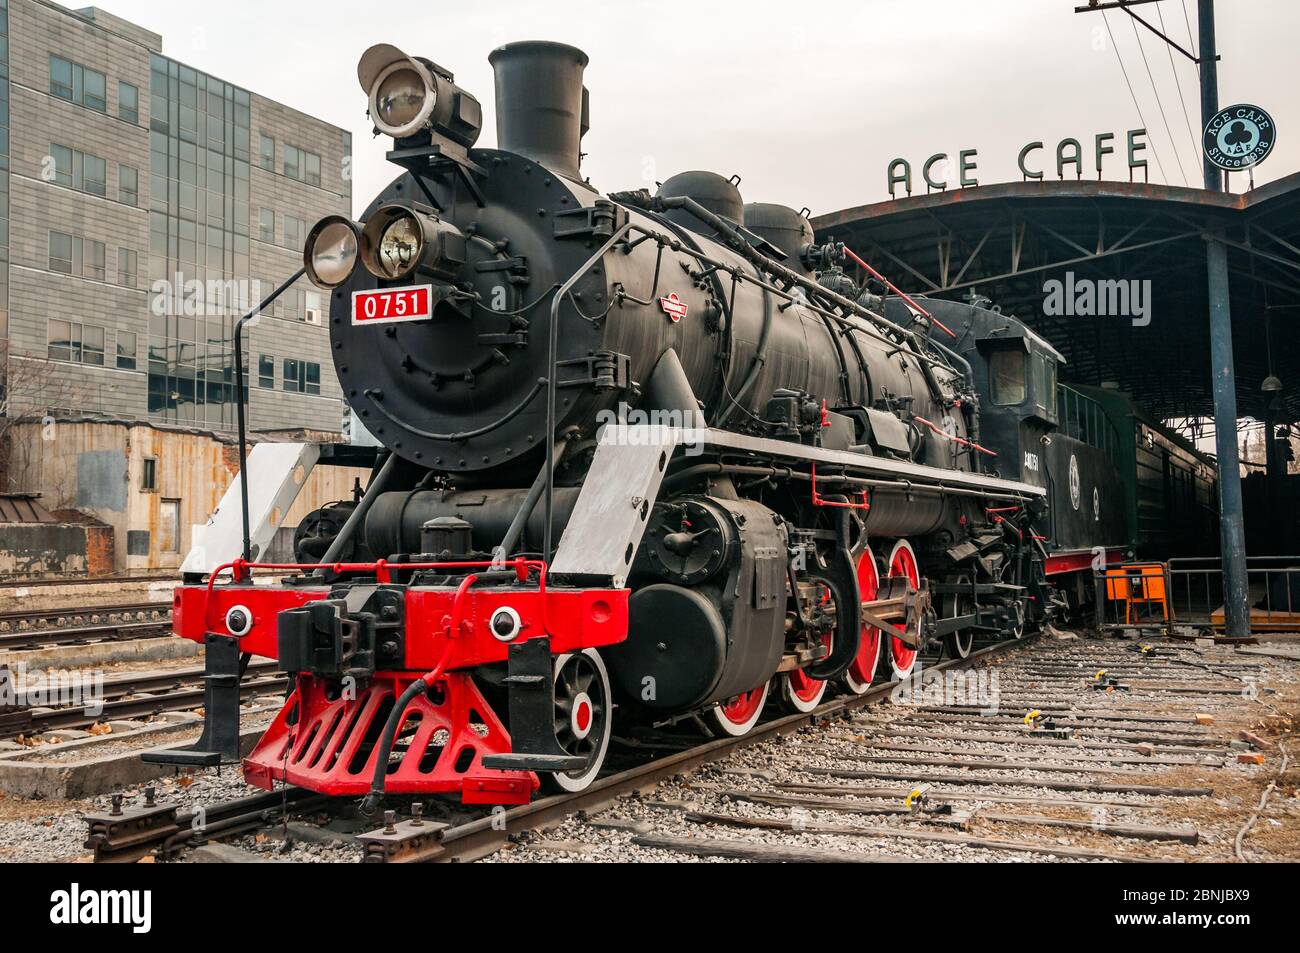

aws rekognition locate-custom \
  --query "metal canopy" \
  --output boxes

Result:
[812,173,1300,424]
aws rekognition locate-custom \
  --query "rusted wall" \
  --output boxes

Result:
[4,420,370,573]
[0,523,89,577]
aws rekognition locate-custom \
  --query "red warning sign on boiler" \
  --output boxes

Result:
[659,293,688,323]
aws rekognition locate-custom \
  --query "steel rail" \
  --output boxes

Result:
[0,620,173,650]
[0,601,171,626]
[379,634,1038,862]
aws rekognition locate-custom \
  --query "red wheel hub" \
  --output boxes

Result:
[889,542,920,674]
[846,549,882,688]
[719,685,767,725]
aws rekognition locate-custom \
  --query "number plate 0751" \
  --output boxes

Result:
[351,286,433,325]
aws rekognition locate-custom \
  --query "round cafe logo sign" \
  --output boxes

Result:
[1203,104,1275,171]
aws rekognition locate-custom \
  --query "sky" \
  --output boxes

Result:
[90,0,1299,218]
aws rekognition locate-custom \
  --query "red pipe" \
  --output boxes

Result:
[841,245,957,339]
[913,415,998,457]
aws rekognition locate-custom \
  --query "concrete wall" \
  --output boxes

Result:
[0,520,114,577]
[4,418,369,572]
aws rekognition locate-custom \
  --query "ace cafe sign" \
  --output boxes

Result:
[1203,104,1275,172]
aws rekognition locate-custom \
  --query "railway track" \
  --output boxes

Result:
[80,631,1286,863]
[1,661,286,741]
[0,601,173,650]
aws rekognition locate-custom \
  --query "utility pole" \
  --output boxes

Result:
[1197,0,1250,637]
[1076,0,1250,637]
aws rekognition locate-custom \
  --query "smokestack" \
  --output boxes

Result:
[489,41,589,180]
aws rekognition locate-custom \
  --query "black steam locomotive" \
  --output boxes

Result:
[160,40,1098,806]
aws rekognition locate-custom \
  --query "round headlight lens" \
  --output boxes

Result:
[375,67,428,130]
[304,217,360,289]
[375,215,423,279]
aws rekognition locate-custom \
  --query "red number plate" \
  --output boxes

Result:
[351,286,433,325]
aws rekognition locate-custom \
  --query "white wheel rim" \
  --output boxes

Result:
[708,681,770,737]
[549,650,612,793]
[779,672,828,712]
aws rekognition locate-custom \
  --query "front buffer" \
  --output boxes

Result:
[163,559,627,805]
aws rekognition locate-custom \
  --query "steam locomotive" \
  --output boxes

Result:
[155,40,1075,807]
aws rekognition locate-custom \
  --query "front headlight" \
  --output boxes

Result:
[360,206,424,281]
[359,204,467,283]
[303,216,361,289]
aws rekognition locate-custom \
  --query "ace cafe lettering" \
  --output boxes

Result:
[887,129,1151,198]
[353,286,433,325]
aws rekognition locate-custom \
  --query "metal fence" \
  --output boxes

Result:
[1093,556,1300,637]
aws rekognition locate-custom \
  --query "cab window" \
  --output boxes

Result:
[990,349,1026,406]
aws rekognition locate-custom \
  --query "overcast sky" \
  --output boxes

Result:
[94,0,1298,217]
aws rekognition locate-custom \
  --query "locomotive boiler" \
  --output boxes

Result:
[153,39,1053,807]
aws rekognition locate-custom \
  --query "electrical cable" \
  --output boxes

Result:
[1103,10,1171,185]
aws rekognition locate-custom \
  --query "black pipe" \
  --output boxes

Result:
[495,432,573,563]
[312,451,399,576]
[359,677,429,816]
[233,267,306,562]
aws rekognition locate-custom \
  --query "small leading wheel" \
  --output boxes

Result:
[942,573,975,660]
[706,682,770,737]
[887,539,922,680]
[545,649,613,794]
[841,546,883,695]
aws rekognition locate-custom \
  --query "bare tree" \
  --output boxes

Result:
[0,343,100,493]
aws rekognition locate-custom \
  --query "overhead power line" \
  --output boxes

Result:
[1156,1,1203,174]
[1128,7,1190,184]
[1102,9,1171,184]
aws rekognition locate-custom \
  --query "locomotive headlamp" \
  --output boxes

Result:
[303,215,361,289]
[360,204,467,283]
[356,43,482,146]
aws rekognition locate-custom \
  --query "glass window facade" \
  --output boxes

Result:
[147,54,251,428]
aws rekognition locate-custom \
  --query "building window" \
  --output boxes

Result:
[257,208,274,243]
[280,288,300,321]
[258,354,274,388]
[50,143,108,197]
[283,144,301,180]
[284,216,305,251]
[116,330,137,370]
[259,133,274,171]
[83,239,105,281]
[49,230,74,273]
[49,55,73,101]
[50,143,72,187]
[82,324,105,364]
[119,81,139,124]
[82,153,106,196]
[304,291,323,325]
[47,318,78,361]
[305,152,321,187]
[141,457,157,490]
[49,55,106,112]
[118,247,138,287]
[282,359,320,394]
[47,319,105,365]
[159,499,181,552]
[118,164,138,206]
